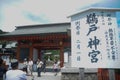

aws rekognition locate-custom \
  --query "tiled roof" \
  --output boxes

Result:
[0,22,70,36]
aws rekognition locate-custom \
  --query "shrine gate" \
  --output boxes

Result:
[0,22,71,67]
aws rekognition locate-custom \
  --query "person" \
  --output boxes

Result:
[0,58,7,80]
[23,58,28,75]
[32,60,37,72]
[28,58,33,76]
[37,59,43,77]
[6,60,27,80]
[53,61,60,76]
[42,59,46,73]
[7,60,12,70]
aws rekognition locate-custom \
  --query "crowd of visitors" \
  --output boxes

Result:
[0,57,27,80]
[6,60,27,80]
[0,57,60,80]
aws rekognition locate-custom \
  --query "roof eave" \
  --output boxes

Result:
[68,7,120,18]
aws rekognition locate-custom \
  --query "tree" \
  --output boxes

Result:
[0,29,9,48]
[0,29,8,34]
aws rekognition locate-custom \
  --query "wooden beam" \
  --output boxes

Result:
[0,34,69,41]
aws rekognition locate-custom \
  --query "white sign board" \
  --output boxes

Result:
[71,9,120,68]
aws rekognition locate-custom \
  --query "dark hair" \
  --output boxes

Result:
[0,58,3,65]
[11,61,18,69]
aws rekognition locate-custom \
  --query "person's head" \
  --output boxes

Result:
[37,59,40,63]
[11,61,18,69]
[44,59,46,61]
[24,58,27,61]
[0,58,3,66]
[55,61,57,64]
[29,58,32,61]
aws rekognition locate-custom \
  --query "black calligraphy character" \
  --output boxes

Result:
[86,13,98,36]
[87,24,97,36]
[76,31,80,35]
[88,36,100,50]
[77,56,80,61]
[112,55,115,60]
[86,13,98,24]
[76,24,80,30]
[75,21,80,35]
[75,21,80,26]
[88,50,100,63]
[111,47,115,60]
[76,40,80,49]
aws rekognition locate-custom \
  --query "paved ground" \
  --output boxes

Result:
[27,72,61,80]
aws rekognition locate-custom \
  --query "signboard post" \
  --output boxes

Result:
[69,8,120,79]
[79,68,84,80]
[108,69,115,80]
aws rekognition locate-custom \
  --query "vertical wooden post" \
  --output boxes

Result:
[16,41,20,61]
[108,69,115,80]
[16,46,20,61]
[98,68,103,80]
[79,68,84,80]
[38,49,42,60]
[29,46,33,60]
[60,46,64,67]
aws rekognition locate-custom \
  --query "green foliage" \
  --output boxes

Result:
[43,50,60,61]
[0,29,8,34]
[46,50,60,55]
[0,29,2,33]
[0,29,9,46]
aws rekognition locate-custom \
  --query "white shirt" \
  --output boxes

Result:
[23,61,28,67]
[6,69,27,80]
[28,60,33,66]
[53,63,59,69]
[37,61,43,68]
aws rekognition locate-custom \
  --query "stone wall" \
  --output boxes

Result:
[61,68,98,80]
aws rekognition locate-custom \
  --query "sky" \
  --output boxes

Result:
[0,0,120,32]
